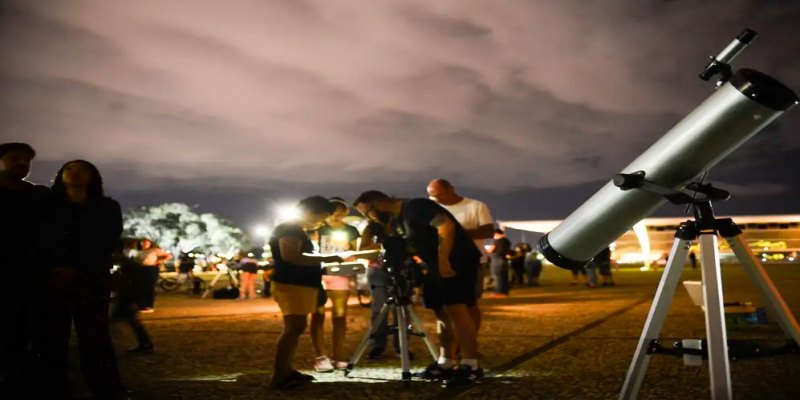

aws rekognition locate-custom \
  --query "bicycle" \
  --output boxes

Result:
[158,272,205,293]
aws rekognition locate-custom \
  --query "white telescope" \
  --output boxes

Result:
[538,30,798,269]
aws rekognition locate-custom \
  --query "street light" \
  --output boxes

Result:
[253,225,270,238]
[274,203,300,224]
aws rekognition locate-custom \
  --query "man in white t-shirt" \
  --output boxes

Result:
[426,179,494,332]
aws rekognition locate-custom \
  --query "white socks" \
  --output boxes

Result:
[437,356,479,369]
[437,357,457,369]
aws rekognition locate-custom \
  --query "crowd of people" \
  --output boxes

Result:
[1,141,617,397]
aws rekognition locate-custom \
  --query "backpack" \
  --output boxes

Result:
[212,286,240,299]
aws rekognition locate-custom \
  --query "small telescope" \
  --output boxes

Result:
[538,29,798,270]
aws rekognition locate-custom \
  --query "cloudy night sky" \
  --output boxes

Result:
[2,0,799,233]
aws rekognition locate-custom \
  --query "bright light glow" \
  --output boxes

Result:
[632,221,651,267]
[761,253,786,261]
[619,252,650,264]
[331,231,348,241]
[247,253,254,257]
[749,240,787,250]
[275,204,300,223]
[261,252,269,258]
[254,225,270,237]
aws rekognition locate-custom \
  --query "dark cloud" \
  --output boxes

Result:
[2,0,799,226]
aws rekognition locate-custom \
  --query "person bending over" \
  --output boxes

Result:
[354,191,483,387]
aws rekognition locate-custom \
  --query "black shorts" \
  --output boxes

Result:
[421,263,478,309]
[240,265,258,274]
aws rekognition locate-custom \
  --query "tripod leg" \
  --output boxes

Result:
[201,271,224,299]
[397,305,412,383]
[725,234,800,345]
[229,270,239,286]
[620,238,690,400]
[345,302,391,376]
[407,304,438,360]
[698,234,732,400]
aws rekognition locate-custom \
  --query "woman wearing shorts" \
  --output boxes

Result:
[310,198,360,371]
[268,196,344,389]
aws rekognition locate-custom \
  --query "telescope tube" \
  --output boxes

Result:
[539,69,798,269]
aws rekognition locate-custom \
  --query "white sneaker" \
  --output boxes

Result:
[333,360,348,370]
[314,356,334,372]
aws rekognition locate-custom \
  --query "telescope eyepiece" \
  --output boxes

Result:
[699,28,759,84]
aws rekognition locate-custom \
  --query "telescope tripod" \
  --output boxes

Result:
[619,202,800,399]
[200,265,240,299]
[345,284,437,385]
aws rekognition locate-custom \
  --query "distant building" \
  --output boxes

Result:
[500,215,800,265]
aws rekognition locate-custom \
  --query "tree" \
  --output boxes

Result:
[123,203,247,256]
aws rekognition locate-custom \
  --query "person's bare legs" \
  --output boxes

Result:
[443,304,478,361]
[309,309,326,357]
[270,315,307,387]
[467,305,481,334]
[432,307,457,361]
[329,290,349,361]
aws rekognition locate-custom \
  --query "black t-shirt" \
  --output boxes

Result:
[392,199,481,271]
[269,222,321,287]
[509,247,525,269]
[51,196,123,272]
[491,237,511,262]
[178,257,195,272]
[238,257,259,273]
[316,223,360,253]
[593,247,611,264]
[0,183,52,270]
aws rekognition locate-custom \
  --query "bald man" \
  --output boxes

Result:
[426,179,493,341]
